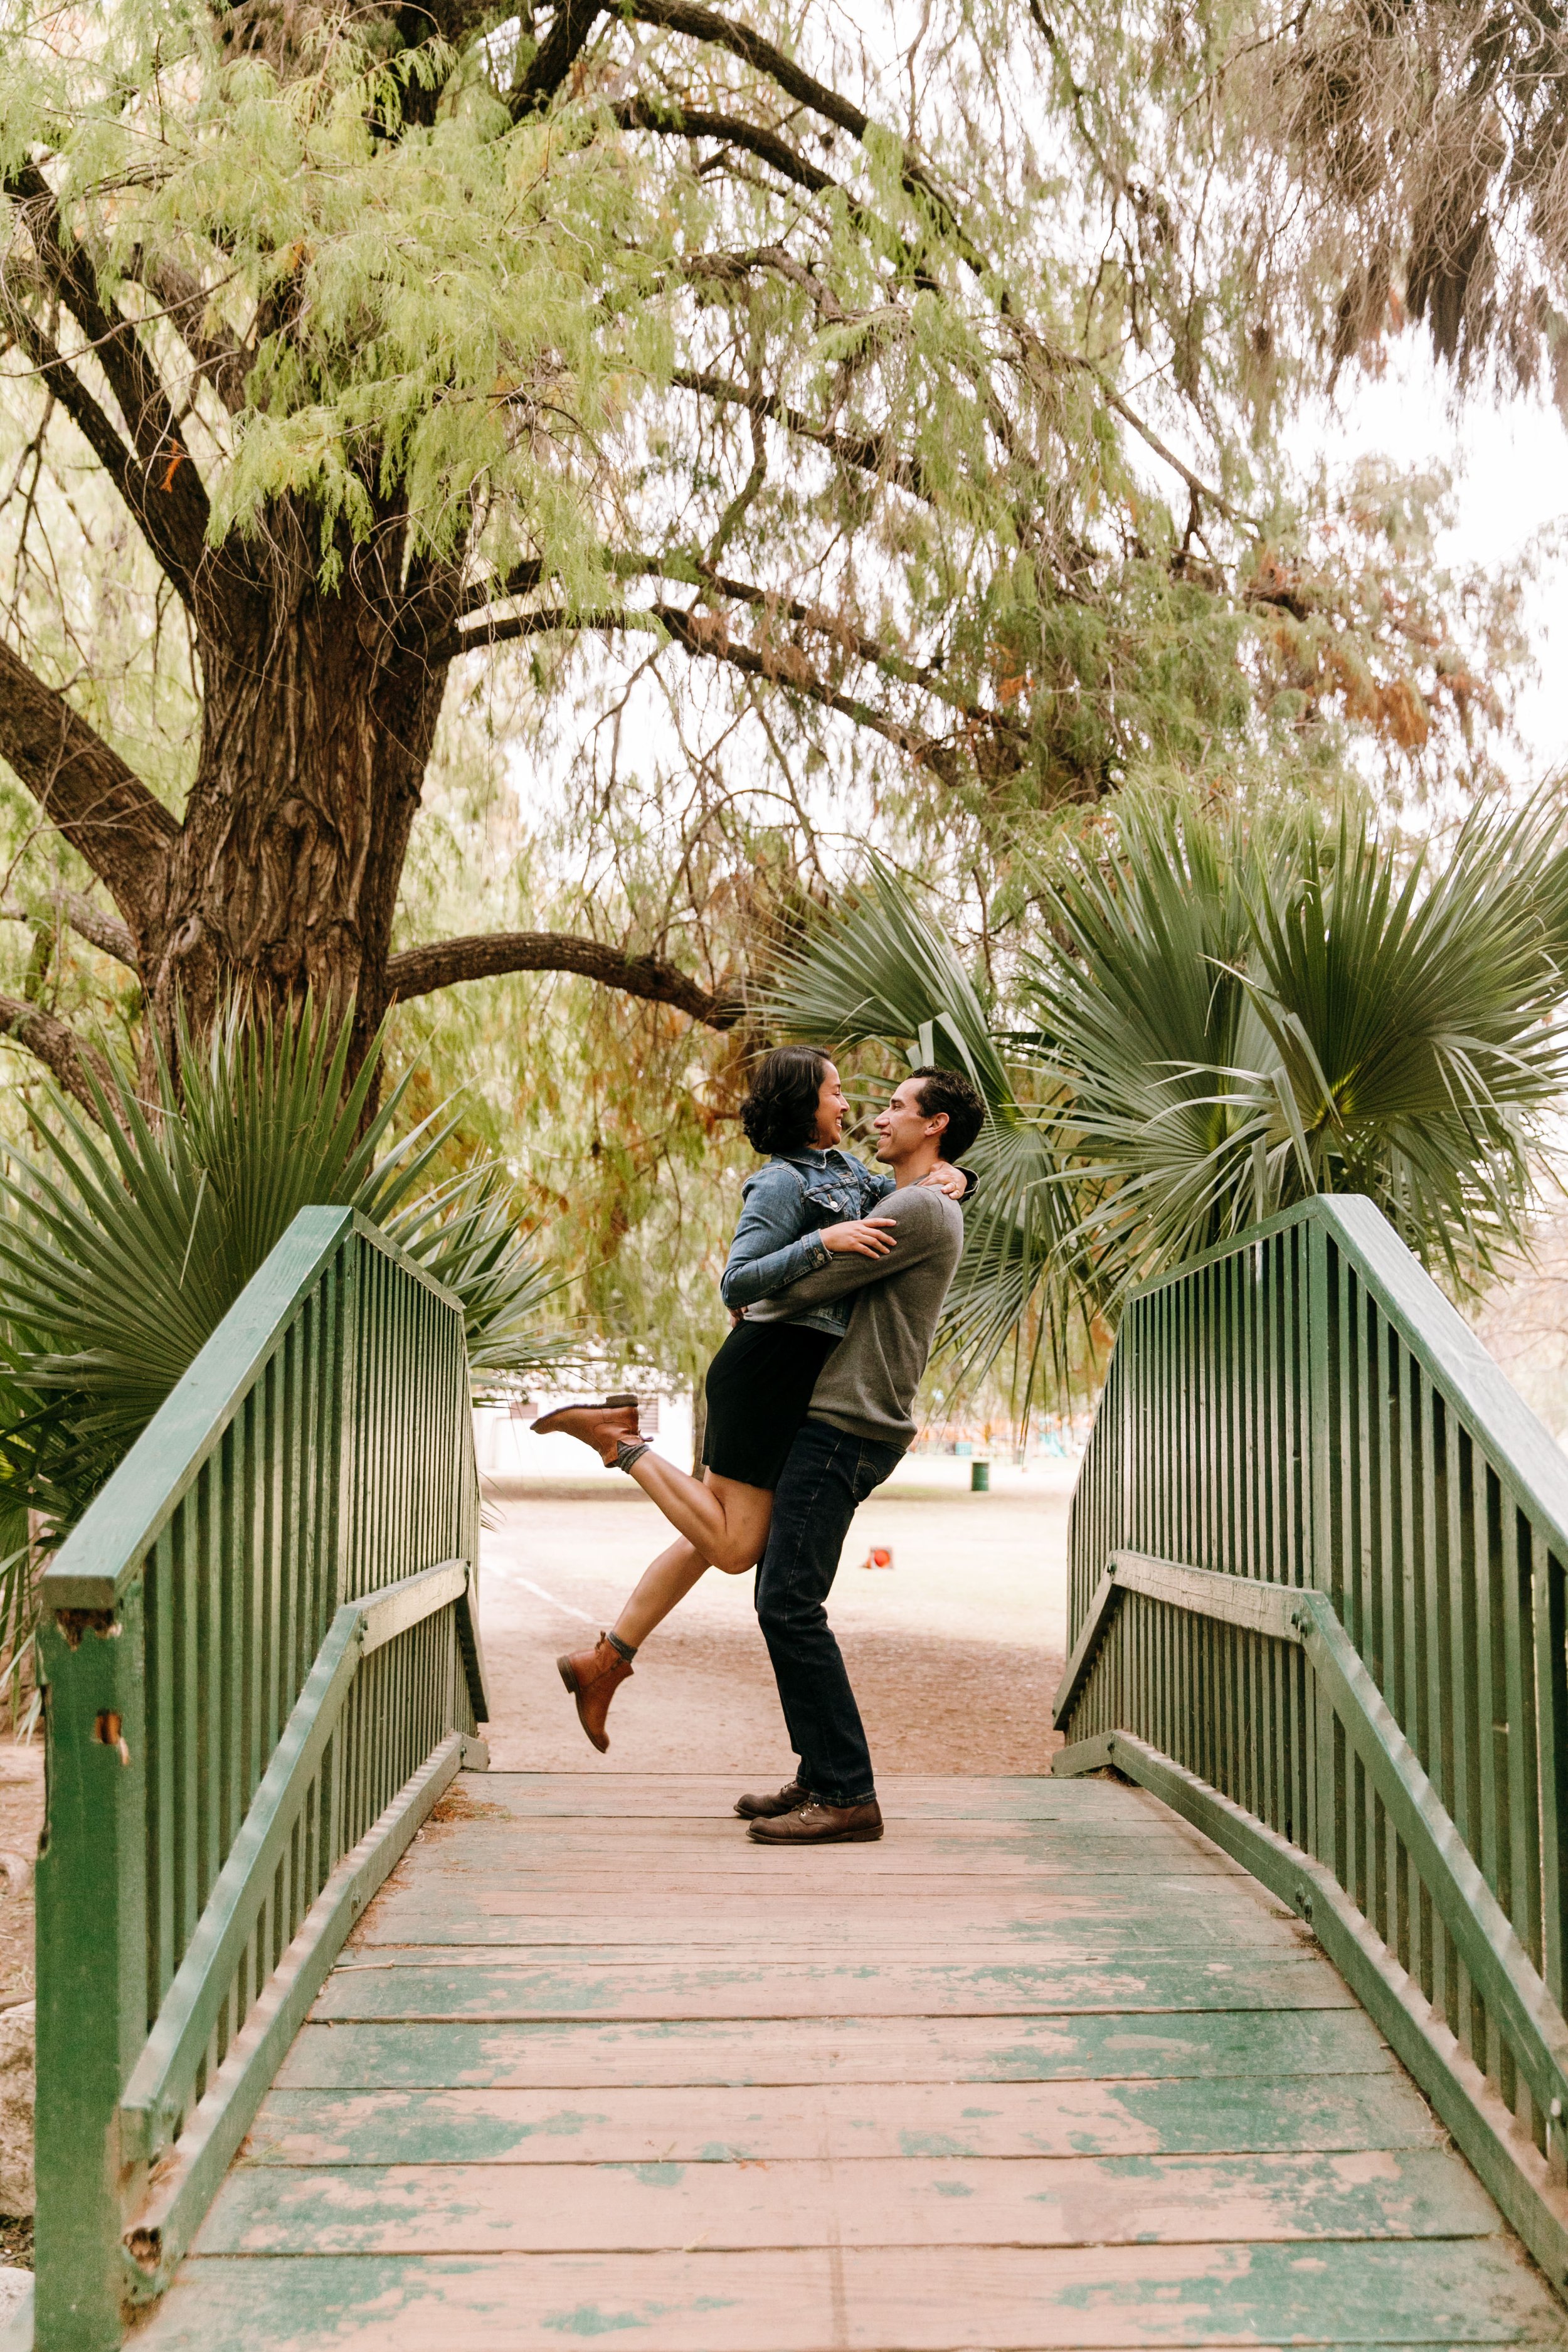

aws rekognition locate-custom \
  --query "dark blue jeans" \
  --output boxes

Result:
[754,1417,904,1806]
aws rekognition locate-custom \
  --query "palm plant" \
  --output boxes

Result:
[0,999,571,1543]
[758,869,1076,1404]
[765,799,1568,1409]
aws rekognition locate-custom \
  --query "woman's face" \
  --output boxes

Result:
[812,1061,848,1147]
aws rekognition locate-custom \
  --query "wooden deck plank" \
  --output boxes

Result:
[364,1872,1288,1929]
[312,1951,1352,2020]
[275,2006,1397,2090]
[443,1773,1168,1821]
[142,1771,1568,2351]
[241,2073,1442,2164]
[131,2241,1568,2349]
[350,1913,1304,1950]
[401,1832,1249,1878]
[198,2146,1498,2254]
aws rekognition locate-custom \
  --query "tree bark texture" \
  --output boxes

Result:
[142,514,456,1067]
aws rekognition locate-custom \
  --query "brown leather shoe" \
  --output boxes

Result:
[558,1634,633,1752]
[748,1798,883,1845]
[533,1401,641,1466]
[734,1779,809,1820]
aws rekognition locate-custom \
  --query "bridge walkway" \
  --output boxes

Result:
[129,1772,1568,2351]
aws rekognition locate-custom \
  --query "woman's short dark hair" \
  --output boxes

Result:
[739,1046,831,1155]
[912,1064,985,1160]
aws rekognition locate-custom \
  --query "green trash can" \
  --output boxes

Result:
[970,1459,990,1493]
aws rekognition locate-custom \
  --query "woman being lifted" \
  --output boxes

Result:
[533,1046,968,1749]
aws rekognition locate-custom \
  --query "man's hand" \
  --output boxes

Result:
[918,1163,967,1200]
[820,1216,898,1258]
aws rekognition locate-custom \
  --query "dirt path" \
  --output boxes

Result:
[0,1747,41,2014]
[477,1473,1071,1779]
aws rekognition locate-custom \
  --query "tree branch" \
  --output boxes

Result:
[613,97,835,195]
[122,251,248,413]
[3,891,138,967]
[1,307,166,567]
[385,930,743,1027]
[511,0,605,114]
[455,551,1002,720]
[623,0,997,282]
[457,556,544,623]
[440,598,1004,780]
[0,638,176,926]
[4,164,213,608]
[672,368,931,500]
[0,994,119,1123]
[611,102,935,284]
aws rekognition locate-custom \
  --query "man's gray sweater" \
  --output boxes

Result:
[746,1184,964,1448]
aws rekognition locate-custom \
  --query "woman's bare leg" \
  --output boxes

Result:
[531,1403,773,1574]
[622,1458,773,1575]
[612,1536,712,1651]
[557,1518,760,1754]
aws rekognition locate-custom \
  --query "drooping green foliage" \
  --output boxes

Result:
[0,0,1555,1440]
[768,806,1568,1406]
[0,0,1534,876]
[0,999,568,1538]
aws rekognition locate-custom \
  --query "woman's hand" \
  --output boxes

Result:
[918,1163,967,1199]
[820,1216,899,1258]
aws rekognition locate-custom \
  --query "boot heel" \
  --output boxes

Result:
[557,1654,580,1695]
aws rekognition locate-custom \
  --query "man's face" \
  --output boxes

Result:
[874,1079,945,1163]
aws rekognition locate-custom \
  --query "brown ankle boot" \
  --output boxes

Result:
[533,1402,642,1466]
[558,1634,633,1752]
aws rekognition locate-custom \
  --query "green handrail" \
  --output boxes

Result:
[1056,1194,1568,2299]
[31,1207,487,2351]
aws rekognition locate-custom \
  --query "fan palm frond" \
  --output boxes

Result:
[0,997,569,1534]
[763,862,1074,1392]
[764,798,1567,1419]
[1237,802,1567,1287]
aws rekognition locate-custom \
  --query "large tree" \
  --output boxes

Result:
[0,0,1546,1108]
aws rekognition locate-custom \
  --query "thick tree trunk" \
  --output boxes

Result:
[142,510,457,1071]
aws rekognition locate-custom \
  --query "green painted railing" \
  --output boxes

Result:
[31,1207,489,2351]
[1055,1194,1568,2298]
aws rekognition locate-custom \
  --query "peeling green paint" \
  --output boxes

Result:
[540,2304,651,2335]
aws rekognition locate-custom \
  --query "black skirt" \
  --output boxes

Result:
[701,1320,839,1490]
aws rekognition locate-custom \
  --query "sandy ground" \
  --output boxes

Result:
[0,1746,40,2015]
[477,1467,1073,1779]
[0,1465,1076,1938]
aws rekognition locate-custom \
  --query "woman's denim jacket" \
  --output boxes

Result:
[720,1149,895,1340]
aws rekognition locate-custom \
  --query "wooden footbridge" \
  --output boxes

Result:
[16,1199,1568,2348]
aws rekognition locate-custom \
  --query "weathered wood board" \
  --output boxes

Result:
[130,2242,1568,2349]
[311,1949,1355,2018]
[202,2146,1496,2252]
[134,1772,1568,2350]
[244,2072,1443,2163]
[355,1880,1297,1943]
[274,2006,1402,2090]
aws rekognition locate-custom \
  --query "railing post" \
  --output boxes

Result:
[334,1224,362,1613]
[34,1584,147,2351]
[1303,1211,1342,1880]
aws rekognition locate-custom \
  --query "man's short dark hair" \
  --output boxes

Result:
[739,1045,832,1155]
[912,1064,985,1160]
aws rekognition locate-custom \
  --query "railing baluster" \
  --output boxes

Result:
[34,1210,483,2343]
[1054,1192,1568,2290]
[1539,1550,1568,2026]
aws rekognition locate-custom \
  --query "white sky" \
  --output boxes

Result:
[1304,345,1568,781]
